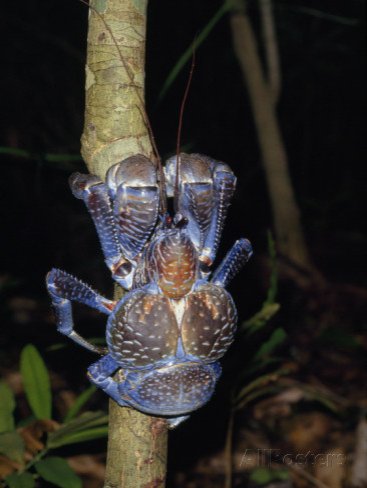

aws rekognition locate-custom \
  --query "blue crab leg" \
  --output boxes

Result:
[165,154,214,249]
[46,268,116,353]
[87,354,129,406]
[164,154,237,261]
[211,238,253,288]
[68,173,126,281]
[88,355,199,428]
[201,166,237,265]
[106,155,160,261]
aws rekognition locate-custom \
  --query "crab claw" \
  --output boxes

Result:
[69,172,102,199]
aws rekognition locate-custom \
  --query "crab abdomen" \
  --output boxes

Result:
[106,289,179,367]
[181,283,237,361]
[121,362,221,415]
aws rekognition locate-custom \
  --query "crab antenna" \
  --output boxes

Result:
[78,0,167,215]
[174,41,196,213]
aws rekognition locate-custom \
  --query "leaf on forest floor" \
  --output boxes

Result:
[241,231,280,335]
[0,432,25,465]
[250,467,290,485]
[19,419,59,456]
[0,382,16,433]
[20,345,52,420]
[35,456,81,488]
[234,368,292,409]
[64,386,97,422]
[5,472,35,488]
[47,411,108,449]
[254,327,287,360]
[241,302,280,335]
[251,380,340,420]
[0,455,20,480]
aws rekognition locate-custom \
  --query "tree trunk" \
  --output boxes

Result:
[80,1,168,486]
[81,0,154,178]
[229,0,314,271]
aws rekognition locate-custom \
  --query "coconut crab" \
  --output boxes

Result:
[46,153,252,427]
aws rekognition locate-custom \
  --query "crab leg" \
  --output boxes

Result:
[164,154,237,265]
[69,174,124,277]
[70,156,160,289]
[106,155,160,261]
[211,238,253,288]
[87,356,191,428]
[46,269,116,353]
[87,354,129,406]
[201,165,237,265]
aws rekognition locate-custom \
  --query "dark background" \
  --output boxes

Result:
[0,0,366,486]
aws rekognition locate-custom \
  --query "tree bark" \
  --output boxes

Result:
[81,0,154,179]
[80,1,168,487]
[229,1,314,270]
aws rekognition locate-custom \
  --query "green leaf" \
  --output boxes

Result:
[158,1,231,101]
[234,367,291,406]
[20,344,52,420]
[16,415,36,429]
[5,472,35,488]
[236,356,283,379]
[35,456,81,488]
[0,146,82,167]
[298,383,339,412]
[241,231,279,335]
[48,411,108,449]
[49,425,108,447]
[250,467,289,485]
[254,328,287,360]
[0,431,25,464]
[264,231,278,306]
[276,469,290,481]
[250,467,273,485]
[64,386,97,422]
[235,385,284,410]
[0,381,16,432]
[241,302,280,334]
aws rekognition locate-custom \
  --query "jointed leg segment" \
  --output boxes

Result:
[69,174,124,276]
[211,238,253,288]
[87,354,129,406]
[46,268,116,354]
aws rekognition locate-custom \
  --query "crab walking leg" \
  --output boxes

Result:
[201,167,237,264]
[87,355,129,406]
[165,154,215,249]
[69,174,124,278]
[106,156,160,257]
[46,269,116,353]
[88,355,190,428]
[211,238,253,288]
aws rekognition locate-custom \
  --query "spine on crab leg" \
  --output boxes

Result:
[46,268,115,353]
[211,238,253,288]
